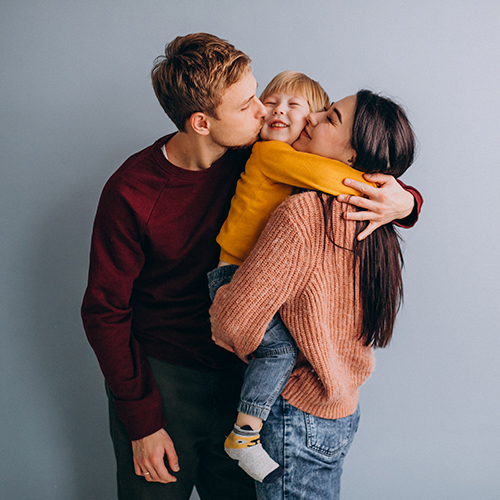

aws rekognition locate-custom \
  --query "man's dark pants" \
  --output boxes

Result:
[107,357,257,500]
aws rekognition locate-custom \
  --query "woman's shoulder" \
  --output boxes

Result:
[277,191,343,218]
[278,190,320,212]
[274,192,351,240]
[271,192,326,234]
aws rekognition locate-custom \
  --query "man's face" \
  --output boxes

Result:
[209,69,266,149]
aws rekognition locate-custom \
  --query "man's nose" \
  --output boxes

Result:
[255,98,266,119]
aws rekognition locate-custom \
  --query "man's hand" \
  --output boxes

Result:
[132,428,180,483]
[338,173,415,241]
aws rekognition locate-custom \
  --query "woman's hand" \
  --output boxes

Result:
[211,331,235,353]
[211,331,250,363]
[337,173,415,241]
[210,309,250,363]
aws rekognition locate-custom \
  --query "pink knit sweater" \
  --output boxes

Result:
[211,191,375,420]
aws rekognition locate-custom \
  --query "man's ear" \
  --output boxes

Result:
[189,112,211,136]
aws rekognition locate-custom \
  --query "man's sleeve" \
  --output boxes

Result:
[81,181,166,441]
[395,180,423,228]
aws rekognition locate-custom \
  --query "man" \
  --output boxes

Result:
[82,33,422,500]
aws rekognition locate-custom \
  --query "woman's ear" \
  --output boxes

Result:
[189,112,211,136]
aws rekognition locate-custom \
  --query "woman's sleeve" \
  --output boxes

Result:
[210,200,307,358]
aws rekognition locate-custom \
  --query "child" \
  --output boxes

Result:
[208,71,372,483]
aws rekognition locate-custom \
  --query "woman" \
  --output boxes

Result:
[210,90,416,499]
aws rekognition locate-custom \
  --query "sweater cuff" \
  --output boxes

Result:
[113,388,167,441]
[394,183,423,228]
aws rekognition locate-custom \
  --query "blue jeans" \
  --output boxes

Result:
[256,397,360,500]
[208,265,298,421]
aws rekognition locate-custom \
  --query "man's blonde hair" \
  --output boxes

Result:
[151,33,251,131]
[260,71,330,113]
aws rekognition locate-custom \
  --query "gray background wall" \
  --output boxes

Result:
[1,1,498,499]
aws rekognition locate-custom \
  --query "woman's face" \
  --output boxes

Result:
[292,94,357,165]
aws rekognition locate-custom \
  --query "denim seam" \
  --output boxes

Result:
[252,346,297,357]
[305,413,352,457]
[238,356,295,420]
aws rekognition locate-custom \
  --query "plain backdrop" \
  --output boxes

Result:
[1,1,499,499]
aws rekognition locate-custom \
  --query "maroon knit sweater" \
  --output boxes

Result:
[81,135,249,439]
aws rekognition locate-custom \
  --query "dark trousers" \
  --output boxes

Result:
[107,357,257,500]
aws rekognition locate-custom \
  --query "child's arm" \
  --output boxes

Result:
[254,141,375,196]
[256,141,422,237]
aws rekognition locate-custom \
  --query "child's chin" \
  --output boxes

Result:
[262,130,291,143]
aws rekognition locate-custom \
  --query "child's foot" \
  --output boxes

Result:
[224,424,284,483]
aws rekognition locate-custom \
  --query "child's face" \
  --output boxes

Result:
[259,93,310,145]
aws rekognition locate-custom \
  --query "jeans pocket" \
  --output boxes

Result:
[304,408,359,460]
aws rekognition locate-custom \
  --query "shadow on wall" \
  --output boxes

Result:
[25,183,117,500]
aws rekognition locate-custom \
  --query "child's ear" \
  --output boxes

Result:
[346,153,356,166]
[189,112,210,136]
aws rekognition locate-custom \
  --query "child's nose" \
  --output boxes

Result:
[273,104,286,114]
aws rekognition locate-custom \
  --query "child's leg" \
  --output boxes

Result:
[207,264,239,302]
[224,312,297,483]
[207,266,297,483]
[238,312,298,420]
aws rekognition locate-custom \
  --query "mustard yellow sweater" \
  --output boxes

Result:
[216,141,374,265]
[211,192,375,419]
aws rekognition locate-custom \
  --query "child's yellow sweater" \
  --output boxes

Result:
[217,141,374,265]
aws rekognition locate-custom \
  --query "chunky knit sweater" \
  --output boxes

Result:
[211,191,375,420]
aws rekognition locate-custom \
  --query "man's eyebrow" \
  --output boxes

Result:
[239,95,254,108]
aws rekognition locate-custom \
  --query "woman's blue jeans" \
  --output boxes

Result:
[256,397,360,500]
[208,265,298,421]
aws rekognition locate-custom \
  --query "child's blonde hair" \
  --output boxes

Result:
[260,71,330,113]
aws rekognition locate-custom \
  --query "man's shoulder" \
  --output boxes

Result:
[104,136,170,195]
[93,137,173,222]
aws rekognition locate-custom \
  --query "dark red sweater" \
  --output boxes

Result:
[81,135,250,439]
[82,134,422,440]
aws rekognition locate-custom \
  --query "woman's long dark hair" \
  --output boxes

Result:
[322,90,415,348]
